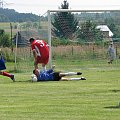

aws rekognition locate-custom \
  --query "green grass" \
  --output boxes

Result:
[0,59,120,120]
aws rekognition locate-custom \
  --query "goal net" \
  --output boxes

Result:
[47,9,120,72]
[14,9,120,78]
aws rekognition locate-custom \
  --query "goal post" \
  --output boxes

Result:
[47,9,120,69]
[13,9,120,74]
[47,10,52,68]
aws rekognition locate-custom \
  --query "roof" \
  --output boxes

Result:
[96,25,113,37]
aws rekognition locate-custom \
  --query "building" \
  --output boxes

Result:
[13,30,40,47]
[96,25,113,42]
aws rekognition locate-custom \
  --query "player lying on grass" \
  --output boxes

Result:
[31,68,86,82]
[0,54,15,82]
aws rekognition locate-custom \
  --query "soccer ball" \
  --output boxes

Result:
[31,74,37,82]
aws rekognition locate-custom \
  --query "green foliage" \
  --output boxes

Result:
[0,14,9,22]
[0,48,14,62]
[52,0,79,39]
[105,18,120,38]
[78,20,103,42]
[0,29,11,47]
[0,8,39,22]
[52,38,71,46]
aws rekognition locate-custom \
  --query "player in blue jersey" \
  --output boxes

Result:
[32,68,86,81]
[0,53,15,82]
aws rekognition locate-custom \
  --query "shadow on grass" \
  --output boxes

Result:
[104,90,120,109]
[111,89,120,93]
[15,80,32,83]
[104,105,120,109]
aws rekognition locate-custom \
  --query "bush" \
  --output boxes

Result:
[0,29,11,47]
[0,48,14,62]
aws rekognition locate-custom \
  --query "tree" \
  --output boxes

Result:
[52,0,78,39]
[0,8,39,22]
[105,18,119,38]
[0,14,9,22]
[78,20,103,42]
[0,29,11,47]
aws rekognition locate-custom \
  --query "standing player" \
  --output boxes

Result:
[107,42,116,64]
[29,38,49,70]
[0,53,15,82]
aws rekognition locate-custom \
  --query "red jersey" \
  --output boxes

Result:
[31,40,49,64]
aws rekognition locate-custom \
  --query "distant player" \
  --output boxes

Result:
[107,42,116,64]
[32,68,86,82]
[29,38,49,70]
[0,53,15,82]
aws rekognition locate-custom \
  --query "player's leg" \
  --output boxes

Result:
[67,77,86,80]
[41,56,49,71]
[34,61,38,69]
[46,65,55,73]
[53,72,62,81]
[59,72,82,77]
[60,77,86,81]
[41,63,46,71]
[0,71,15,82]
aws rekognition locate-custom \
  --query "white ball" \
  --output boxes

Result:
[32,77,37,82]
[31,74,36,78]
[31,74,37,82]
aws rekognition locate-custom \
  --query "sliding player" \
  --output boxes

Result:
[0,54,15,82]
[32,68,86,82]
[29,38,49,71]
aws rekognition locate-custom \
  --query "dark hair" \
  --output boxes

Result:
[29,38,35,43]
[33,69,35,74]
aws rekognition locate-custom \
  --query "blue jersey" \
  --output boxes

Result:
[37,69,54,81]
[0,56,6,70]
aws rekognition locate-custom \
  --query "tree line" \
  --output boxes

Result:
[0,8,39,22]
[0,0,120,47]
[51,0,120,42]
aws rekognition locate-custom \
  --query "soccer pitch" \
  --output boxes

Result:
[0,60,120,120]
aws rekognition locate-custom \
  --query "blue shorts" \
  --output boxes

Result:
[0,57,6,70]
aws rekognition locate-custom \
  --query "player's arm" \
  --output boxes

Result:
[32,49,38,69]
[33,49,37,60]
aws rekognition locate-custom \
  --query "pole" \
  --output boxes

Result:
[14,24,19,71]
[47,10,52,68]
[10,22,13,51]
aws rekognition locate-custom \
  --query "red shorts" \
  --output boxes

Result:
[36,55,49,65]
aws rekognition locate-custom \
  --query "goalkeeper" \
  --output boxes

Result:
[32,68,86,82]
[0,51,15,82]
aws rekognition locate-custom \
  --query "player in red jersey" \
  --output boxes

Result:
[29,38,49,70]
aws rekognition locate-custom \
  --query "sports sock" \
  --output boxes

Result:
[68,78,82,80]
[60,72,77,76]
[42,66,46,71]
[68,77,86,80]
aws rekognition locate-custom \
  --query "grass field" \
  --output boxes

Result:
[0,59,120,120]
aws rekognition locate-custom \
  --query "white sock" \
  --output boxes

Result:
[42,66,46,71]
[68,78,82,80]
[60,72,77,76]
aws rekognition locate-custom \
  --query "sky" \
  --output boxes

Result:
[3,0,120,15]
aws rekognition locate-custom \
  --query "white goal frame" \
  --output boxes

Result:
[47,9,120,68]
